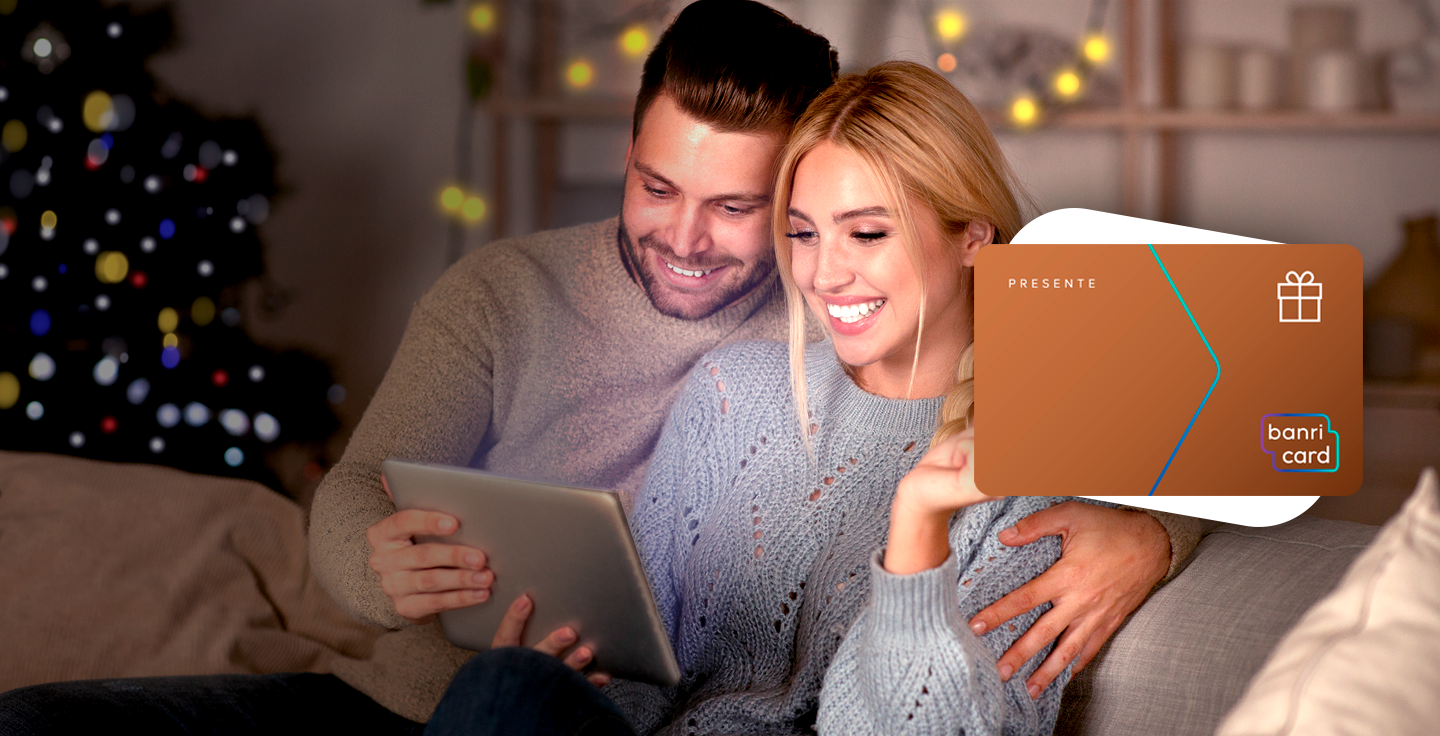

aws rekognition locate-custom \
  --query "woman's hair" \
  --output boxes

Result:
[772,60,1025,449]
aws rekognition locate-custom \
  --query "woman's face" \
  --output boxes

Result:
[786,142,978,398]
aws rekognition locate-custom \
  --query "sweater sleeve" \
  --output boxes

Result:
[817,499,1068,736]
[1128,507,1222,582]
[307,278,496,631]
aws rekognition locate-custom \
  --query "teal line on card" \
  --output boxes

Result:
[1147,244,1221,496]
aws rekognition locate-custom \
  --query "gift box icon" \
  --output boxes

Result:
[1277,270,1322,322]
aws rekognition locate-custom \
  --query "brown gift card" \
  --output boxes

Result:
[975,243,1362,497]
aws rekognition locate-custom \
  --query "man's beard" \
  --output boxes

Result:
[617,214,776,321]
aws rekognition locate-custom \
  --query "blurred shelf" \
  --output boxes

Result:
[485,96,1440,133]
[488,97,633,119]
[1365,381,1440,410]
[984,108,1440,133]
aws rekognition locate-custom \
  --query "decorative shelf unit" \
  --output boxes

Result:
[478,0,1440,240]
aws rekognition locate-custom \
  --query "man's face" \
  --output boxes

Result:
[619,94,783,320]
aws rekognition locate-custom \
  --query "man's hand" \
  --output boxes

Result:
[967,502,1169,699]
[367,509,493,625]
[493,594,611,688]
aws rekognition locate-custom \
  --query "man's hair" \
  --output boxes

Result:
[633,0,839,139]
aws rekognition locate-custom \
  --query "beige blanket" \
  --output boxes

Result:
[0,450,382,690]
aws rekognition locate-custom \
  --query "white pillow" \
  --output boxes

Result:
[1216,467,1440,736]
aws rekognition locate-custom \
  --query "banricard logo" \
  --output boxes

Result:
[1261,413,1339,473]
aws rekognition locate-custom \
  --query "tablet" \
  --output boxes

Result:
[382,459,682,687]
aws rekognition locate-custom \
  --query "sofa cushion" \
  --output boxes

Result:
[1054,514,1377,736]
[1216,469,1440,736]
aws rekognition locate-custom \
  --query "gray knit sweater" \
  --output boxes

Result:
[607,340,1073,735]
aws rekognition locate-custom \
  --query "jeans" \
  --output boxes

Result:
[0,672,424,736]
[424,647,635,736]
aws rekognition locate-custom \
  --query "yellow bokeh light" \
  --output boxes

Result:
[469,3,496,33]
[2,119,25,152]
[163,333,179,348]
[440,186,465,211]
[1083,34,1110,64]
[936,53,957,73]
[462,196,487,222]
[1054,70,1082,98]
[158,307,179,334]
[566,60,595,89]
[95,251,130,284]
[192,297,216,327]
[935,10,967,41]
[1010,95,1040,127]
[619,26,649,58]
[83,91,114,132]
[40,210,57,230]
[0,372,18,410]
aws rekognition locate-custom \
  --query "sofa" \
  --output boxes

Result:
[0,449,1413,734]
[1055,515,1377,735]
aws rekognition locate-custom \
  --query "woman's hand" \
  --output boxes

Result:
[884,427,997,575]
[492,594,612,688]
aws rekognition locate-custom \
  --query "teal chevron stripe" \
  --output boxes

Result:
[1147,245,1221,496]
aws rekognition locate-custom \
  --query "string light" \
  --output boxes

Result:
[935,10,967,42]
[566,59,595,89]
[162,333,179,348]
[95,251,129,283]
[2,120,25,152]
[254,412,281,443]
[440,186,465,212]
[619,25,649,58]
[157,403,181,428]
[93,356,119,386]
[0,372,18,409]
[462,196,487,222]
[1054,69,1082,99]
[224,447,244,467]
[1083,33,1110,64]
[83,90,114,132]
[157,307,179,333]
[29,352,56,381]
[192,297,216,326]
[937,53,957,73]
[1010,94,1041,128]
[40,210,57,230]
[468,3,496,33]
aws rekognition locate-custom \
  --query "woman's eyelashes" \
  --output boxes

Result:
[851,228,889,243]
[786,226,818,243]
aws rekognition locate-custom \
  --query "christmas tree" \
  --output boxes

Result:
[0,0,337,491]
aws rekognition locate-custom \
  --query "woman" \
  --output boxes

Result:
[431,61,1085,736]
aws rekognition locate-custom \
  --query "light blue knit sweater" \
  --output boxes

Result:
[605,340,1073,736]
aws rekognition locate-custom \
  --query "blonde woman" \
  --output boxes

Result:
[596,61,1100,735]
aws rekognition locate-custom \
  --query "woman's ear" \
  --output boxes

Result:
[956,220,994,267]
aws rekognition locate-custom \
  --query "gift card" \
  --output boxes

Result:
[976,223,1362,503]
